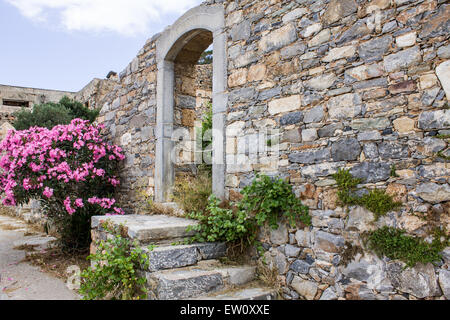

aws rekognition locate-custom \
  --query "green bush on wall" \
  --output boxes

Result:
[13,96,99,130]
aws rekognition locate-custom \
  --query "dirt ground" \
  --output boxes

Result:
[0,215,80,300]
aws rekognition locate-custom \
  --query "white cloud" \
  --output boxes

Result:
[5,0,203,36]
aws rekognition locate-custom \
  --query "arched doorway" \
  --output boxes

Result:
[154,4,227,203]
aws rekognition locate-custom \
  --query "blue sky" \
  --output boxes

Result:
[0,0,203,92]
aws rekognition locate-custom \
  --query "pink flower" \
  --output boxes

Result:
[43,187,53,198]
[74,198,84,208]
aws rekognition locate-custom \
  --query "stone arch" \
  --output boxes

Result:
[155,4,227,202]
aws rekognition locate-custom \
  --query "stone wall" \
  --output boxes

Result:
[93,0,450,299]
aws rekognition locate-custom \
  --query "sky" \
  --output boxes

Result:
[0,0,203,92]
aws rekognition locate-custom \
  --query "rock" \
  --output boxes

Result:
[437,45,450,59]
[351,118,390,131]
[396,32,416,48]
[280,111,303,126]
[309,29,331,47]
[259,23,298,53]
[320,287,338,300]
[318,123,343,138]
[327,93,362,120]
[322,0,358,25]
[358,35,392,62]
[323,45,356,62]
[378,142,408,159]
[301,23,322,38]
[357,131,381,141]
[290,260,311,274]
[383,46,421,73]
[282,128,302,143]
[295,229,312,247]
[343,259,373,282]
[228,68,248,87]
[302,128,318,142]
[304,105,324,123]
[285,244,301,257]
[345,63,384,81]
[281,41,307,59]
[305,73,337,91]
[248,64,267,82]
[282,8,308,24]
[289,148,331,164]
[423,137,446,155]
[436,60,450,100]
[314,231,345,253]
[270,223,288,245]
[389,80,417,94]
[331,138,361,161]
[268,95,301,115]
[419,4,450,39]
[387,262,441,298]
[350,162,391,183]
[415,183,450,204]
[346,206,376,232]
[420,74,439,90]
[418,109,450,130]
[336,21,370,45]
[393,117,415,133]
[291,277,318,300]
[231,20,251,41]
[439,269,450,299]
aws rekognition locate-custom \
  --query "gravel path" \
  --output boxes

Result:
[0,215,79,300]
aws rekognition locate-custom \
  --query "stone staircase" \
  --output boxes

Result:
[91,214,278,300]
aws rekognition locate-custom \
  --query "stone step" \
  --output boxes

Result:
[145,261,257,300]
[91,214,199,244]
[143,242,227,272]
[191,282,279,300]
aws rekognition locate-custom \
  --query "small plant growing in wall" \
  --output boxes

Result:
[79,221,151,300]
[363,226,449,268]
[332,168,402,220]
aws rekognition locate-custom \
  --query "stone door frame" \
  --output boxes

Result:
[155,4,227,202]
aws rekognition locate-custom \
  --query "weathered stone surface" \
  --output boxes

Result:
[304,105,324,123]
[268,95,301,115]
[386,262,441,299]
[345,63,384,81]
[259,23,298,53]
[282,8,308,24]
[389,80,416,94]
[350,162,391,183]
[289,148,331,164]
[436,60,450,100]
[327,93,362,120]
[437,45,450,59]
[331,138,361,161]
[248,64,267,82]
[418,110,450,130]
[358,35,392,62]
[280,111,303,126]
[383,46,421,73]
[439,270,450,299]
[346,206,376,232]
[270,223,288,245]
[336,21,370,45]
[351,118,391,131]
[314,231,345,253]
[290,260,311,274]
[149,269,224,300]
[309,29,331,47]
[228,68,248,87]
[282,128,302,143]
[323,45,356,62]
[322,0,357,25]
[285,244,301,257]
[291,277,318,300]
[419,4,450,39]
[302,128,318,142]
[396,31,416,48]
[318,123,343,138]
[393,117,415,133]
[320,287,337,300]
[231,20,251,41]
[295,229,311,247]
[415,183,450,204]
[305,73,337,91]
[378,142,408,159]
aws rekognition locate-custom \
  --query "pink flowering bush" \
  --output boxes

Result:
[0,119,125,250]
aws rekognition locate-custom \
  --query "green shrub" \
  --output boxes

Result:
[364,226,449,268]
[79,221,151,300]
[333,168,401,220]
[187,195,256,246]
[187,175,311,253]
[13,96,99,130]
[239,174,310,229]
